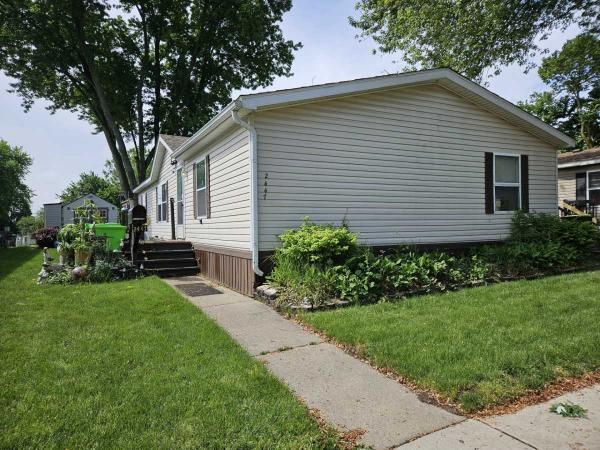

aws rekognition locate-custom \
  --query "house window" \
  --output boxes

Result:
[196,159,207,217]
[176,168,184,224]
[157,182,168,222]
[588,170,600,203]
[494,154,521,212]
[138,193,145,207]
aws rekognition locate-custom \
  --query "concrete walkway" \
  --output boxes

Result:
[165,276,600,450]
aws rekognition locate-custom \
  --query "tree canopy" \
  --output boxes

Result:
[519,33,600,149]
[0,139,33,232]
[350,0,599,81]
[0,0,300,198]
[59,168,122,206]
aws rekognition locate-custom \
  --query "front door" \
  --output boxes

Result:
[176,168,185,239]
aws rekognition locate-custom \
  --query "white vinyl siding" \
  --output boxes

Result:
[182,127,251,250]
[254,84,558,250]
[144,144,176,238]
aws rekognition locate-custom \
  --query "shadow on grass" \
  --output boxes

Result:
[0,247,40,282]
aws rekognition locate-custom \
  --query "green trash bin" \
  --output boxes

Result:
[87,223,127,251]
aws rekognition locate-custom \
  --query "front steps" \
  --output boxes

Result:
[137,241,198,277]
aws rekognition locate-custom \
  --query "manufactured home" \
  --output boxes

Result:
[133,68,574,295]
[558,147,600,222]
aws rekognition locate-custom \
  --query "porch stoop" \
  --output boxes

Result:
[137,240,199,277]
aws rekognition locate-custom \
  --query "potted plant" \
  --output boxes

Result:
[74,237,93,266]
[57,224,78,265]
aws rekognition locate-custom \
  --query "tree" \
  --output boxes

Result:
[350,0,599,81]
[0,0,300,199]
[518,34,600,149]
[59,169,121,206]
[0,139,33,232]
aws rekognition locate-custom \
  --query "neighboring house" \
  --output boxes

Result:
[558,147,600,221]
[43,194,119,228]
[134,68,573,295]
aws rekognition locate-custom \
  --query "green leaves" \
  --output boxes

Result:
[276,218,359,264]
[550,402,588,418]
[351,0,598,81]
[0,139,33,232]
[0,0,300,194]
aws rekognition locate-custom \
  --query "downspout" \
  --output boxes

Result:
[231,108,264,276]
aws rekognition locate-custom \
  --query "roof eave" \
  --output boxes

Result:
[236,68,574,148]
[558,158,600,169]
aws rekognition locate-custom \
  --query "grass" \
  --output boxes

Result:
[301,270,600,412]
[0,248,335,449]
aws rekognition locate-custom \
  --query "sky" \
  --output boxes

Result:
[0,1,581,212]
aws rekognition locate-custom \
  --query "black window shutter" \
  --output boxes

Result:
[520,155,529,212]
[485,152,494,214]
[576,172,587,200]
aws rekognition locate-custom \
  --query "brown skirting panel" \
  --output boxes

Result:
[193,245,255,297]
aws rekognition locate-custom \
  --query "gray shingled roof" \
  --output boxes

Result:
[160,134,189,151]
[558,147,600,165]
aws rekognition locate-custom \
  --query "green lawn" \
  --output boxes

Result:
[0,248,335,449]
[301,270,600,412]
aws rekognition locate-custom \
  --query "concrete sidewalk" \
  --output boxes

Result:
[166,276,600,449]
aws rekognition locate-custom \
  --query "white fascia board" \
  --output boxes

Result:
[237,68,449,111]
[558,159,600,169]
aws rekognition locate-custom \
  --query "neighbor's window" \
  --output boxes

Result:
[494,154,521,212]
[157,182,168,221]
[589,170,600,203]
[177,168,184,224]
[98,208,108,223]
[196,159,207,217]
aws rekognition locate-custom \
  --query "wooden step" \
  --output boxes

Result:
[142,258,197,269]
[138,249,196,260]
[138,240,193,251]
[145,266,199,278]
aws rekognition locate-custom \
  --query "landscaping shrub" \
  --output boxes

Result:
[268,256,337,307]
[267,211,600,306]
[333,248,491,304]
[477,211,600,276]
[510,210,600,253]
[34,227,58,248]
[276,217,359,264]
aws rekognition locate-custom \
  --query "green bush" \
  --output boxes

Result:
[276,218,359,264]
[333,249,491,304]
[478,211,600,276]
[267,255,337,307]
[510,210,600,254]
[267,211,599,307]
